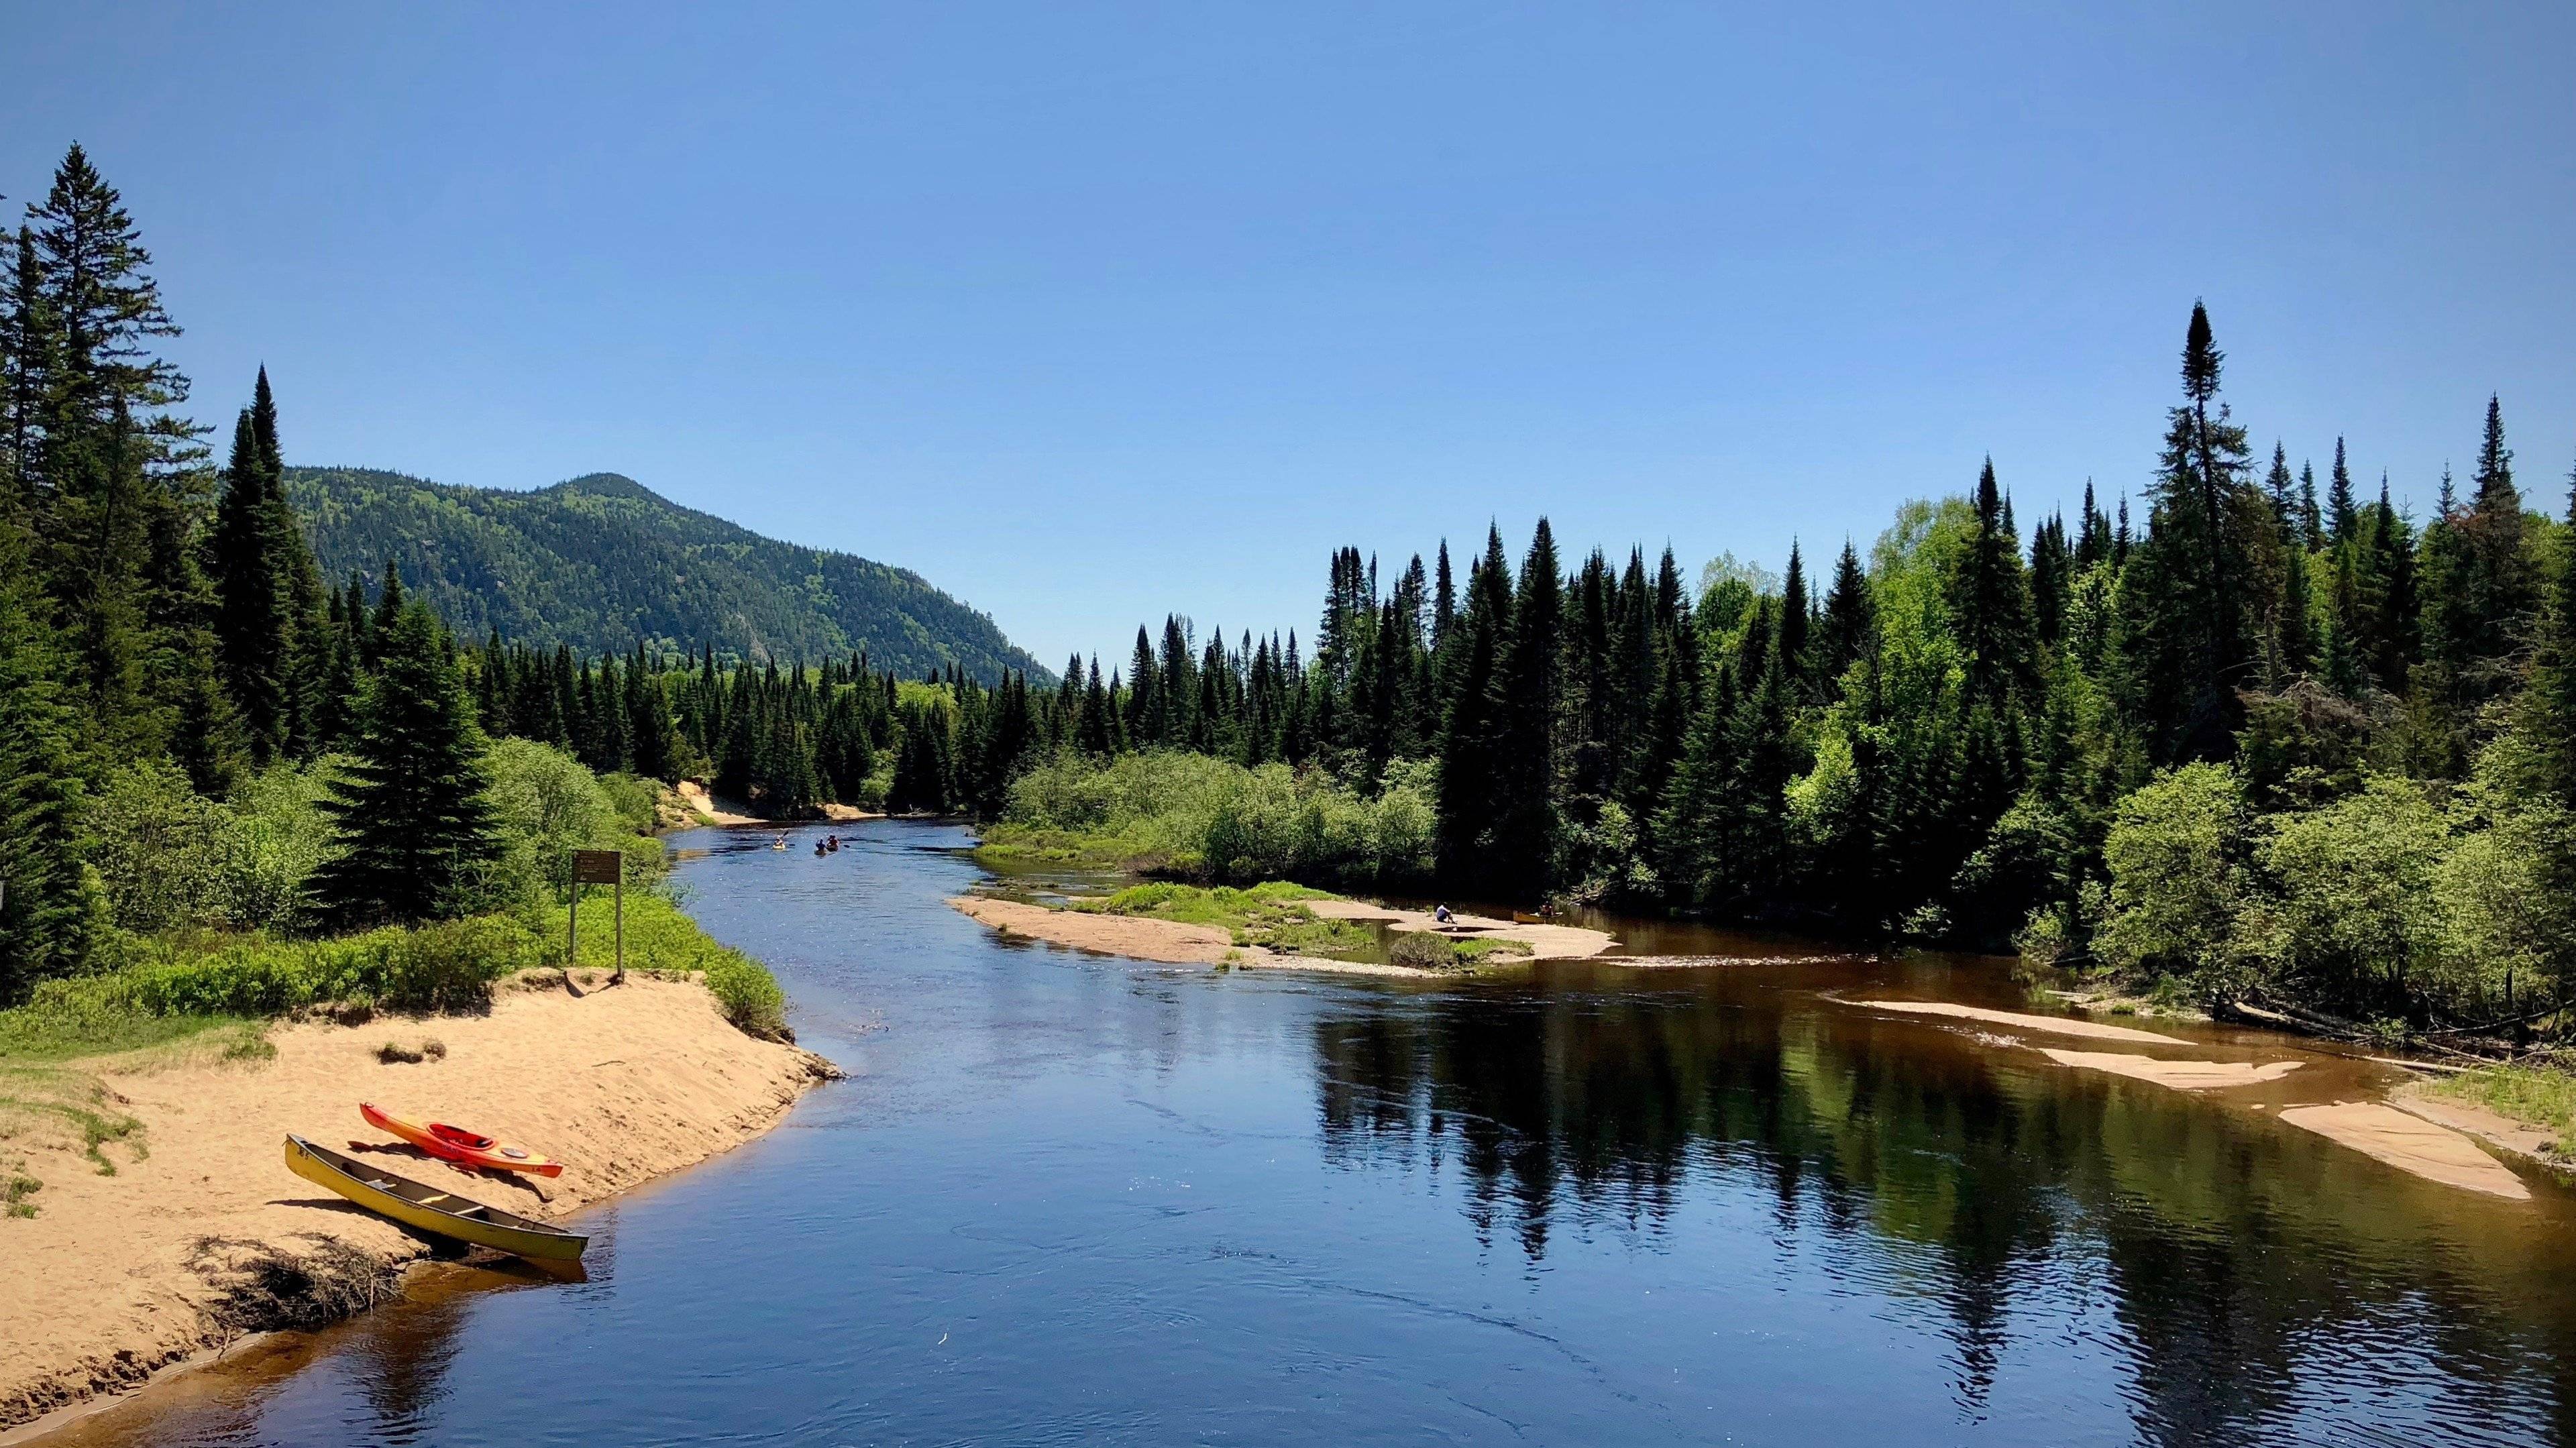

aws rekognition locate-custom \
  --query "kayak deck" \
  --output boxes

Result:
[284,1135,588,1262]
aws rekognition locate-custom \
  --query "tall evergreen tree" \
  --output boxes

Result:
[0,518,95,999]
[2121,302,2263,760]
[309,600,501,925]
[209,402,291,761]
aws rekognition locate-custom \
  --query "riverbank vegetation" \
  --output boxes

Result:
[0,145,784,1042]
[2431,1064,2576,1150]
[5,145,2571,1084]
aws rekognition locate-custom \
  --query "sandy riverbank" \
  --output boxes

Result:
[949,897,1462,978]
[0,974,837,1433]
[671,780,879,828]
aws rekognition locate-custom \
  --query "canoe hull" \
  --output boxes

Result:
[284,1135,588,1262]
[359,1102,564,1177]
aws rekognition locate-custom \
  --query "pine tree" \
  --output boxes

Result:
[1953,458,2032,707]
[1436,526,1512,879]
[309,600,501,925]
[2122,302,2263,760]
[21,145,198,495]
[2326,437,2357,547]
[0,518,96,999]
[2521,462,2576,800]
[1778,541,1811,699]
[1819,539,1875,683]
[1485,520,1562,894]
[209,402,290,761]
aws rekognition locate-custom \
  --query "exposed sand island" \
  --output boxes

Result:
[2280,1102,2532,1201]
[2039,1048,2303,1090]
[949,897,1429,977]
[1,974,837,1433]
[1844,998,2191,1046]
[948,893,1615,977]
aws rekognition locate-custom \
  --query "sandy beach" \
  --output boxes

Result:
[0,974,837,1433]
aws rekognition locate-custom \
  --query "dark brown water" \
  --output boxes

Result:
[46,820,2576,1447]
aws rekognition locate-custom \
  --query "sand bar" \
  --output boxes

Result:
[1300,899,1616,959]
[1848,999,2191,1046]
[2279,1102,2531,1201]
[2039,1048,2303,1090]
[0,976,835,1430]
[949,897,1436,978]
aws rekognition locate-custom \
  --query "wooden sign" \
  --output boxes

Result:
[572,850,623,885]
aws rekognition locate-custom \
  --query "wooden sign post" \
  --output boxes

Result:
[570,850,626,985]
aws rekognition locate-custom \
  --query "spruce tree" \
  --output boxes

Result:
[1819,539,1876,683]
[2123,302,2262,760]
[2521,465,2576,800]
[1953,458,2033,708]
[1435,526,1512,879]
[1778,541,1811,699]
[0,519,95,998]
[2326,437,2357,546]
[1485,520,1562,894]
[309,600,500,926]
[209,403,290,761]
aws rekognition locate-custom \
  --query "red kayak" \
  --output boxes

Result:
[359,1102,564,1177]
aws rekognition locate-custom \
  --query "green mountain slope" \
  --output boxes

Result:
[286,467,1048,683]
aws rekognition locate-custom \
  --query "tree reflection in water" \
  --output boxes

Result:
[1310,963,2576,1445]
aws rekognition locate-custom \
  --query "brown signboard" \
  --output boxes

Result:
[572,849,623,885]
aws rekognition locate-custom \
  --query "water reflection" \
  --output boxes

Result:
[1309,957,2573,1445]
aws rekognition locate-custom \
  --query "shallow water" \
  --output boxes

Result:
[54,819,2576,1447]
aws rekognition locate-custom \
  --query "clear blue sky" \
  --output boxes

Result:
[6,3,2570,667]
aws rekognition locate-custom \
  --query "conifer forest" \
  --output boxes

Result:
[5,142,2573,1048]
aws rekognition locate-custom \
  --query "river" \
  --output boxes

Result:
[47,819,2576,1446]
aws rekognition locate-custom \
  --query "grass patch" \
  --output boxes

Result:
[1389,931,1531,970]
[0,1064,145,1176]
[1069,882,1376,962]
[2432,1062,2576,1145]
[0,991,248,1064]
[3,1164,38,1217]
[375,1038,447,1065]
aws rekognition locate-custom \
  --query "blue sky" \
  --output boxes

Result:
[5,3,2570,667]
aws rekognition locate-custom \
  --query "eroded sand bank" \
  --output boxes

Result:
[1,976,836,1431]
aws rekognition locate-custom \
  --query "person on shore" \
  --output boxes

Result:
[1434,904,1454,926]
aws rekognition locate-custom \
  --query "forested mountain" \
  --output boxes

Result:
[286,466,1046,684]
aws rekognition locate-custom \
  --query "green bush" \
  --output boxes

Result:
[1389,931,1460,969]
[990,749,1436,887]
[2094,763,2253,1001]
[480,738,665,907]
[101,913,547,1017]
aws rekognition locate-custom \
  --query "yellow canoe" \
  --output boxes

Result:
[284,1135,588,1262]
